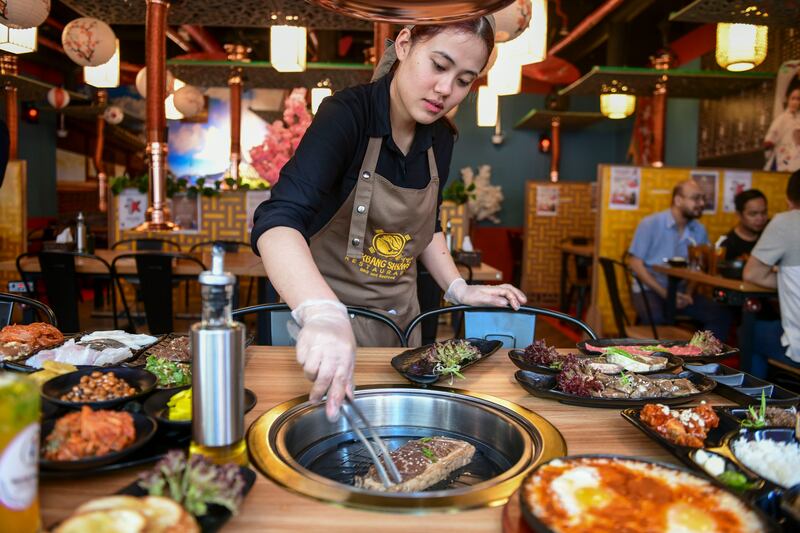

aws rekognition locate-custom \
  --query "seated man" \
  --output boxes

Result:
[719,189,768,261]
[627,179,732,340]
[744,170,800,372]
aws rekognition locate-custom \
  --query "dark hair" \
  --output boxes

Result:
[785,78,800,100]
[408,18,495,71]
[789,170,800,204]
[734,189,767,212]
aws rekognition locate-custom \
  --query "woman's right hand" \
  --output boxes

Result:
[292,300,356,422]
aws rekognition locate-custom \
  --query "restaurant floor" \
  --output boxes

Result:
[75,296,576,347]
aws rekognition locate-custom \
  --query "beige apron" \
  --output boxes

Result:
[310,136,439,347]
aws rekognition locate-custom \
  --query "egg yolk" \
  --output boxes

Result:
[667,503,716,533]
[575,486,611,510]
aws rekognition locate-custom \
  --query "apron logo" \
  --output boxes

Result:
[370,230,411,258]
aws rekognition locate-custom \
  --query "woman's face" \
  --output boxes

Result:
[788,89,800,113]
[394,28,489,125]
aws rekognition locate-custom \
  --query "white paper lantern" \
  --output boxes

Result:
[62,17,117,67]
[173,85,204,117]
[135,67,175,97]
[492,0,532,43]
[103,105,124,125]
[0,0,50,29]
[46,87,70,109]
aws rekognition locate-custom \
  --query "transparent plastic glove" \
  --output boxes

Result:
[444,278,527,310]
[291,299,356,422]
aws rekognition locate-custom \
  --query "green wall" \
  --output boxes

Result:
[19,109,57,218]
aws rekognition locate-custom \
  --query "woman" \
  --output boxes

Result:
[764,83,800,172]
[251,17,527,420]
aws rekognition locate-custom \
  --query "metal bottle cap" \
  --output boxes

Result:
[198,245,236,286]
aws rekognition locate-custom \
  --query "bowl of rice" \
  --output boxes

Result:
[730,428,800,489]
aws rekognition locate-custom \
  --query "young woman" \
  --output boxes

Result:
[251,16,526,420]
[765,83,800,172]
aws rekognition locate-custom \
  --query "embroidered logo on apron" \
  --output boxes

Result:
[371,230,411,258]
[346,229,413,281]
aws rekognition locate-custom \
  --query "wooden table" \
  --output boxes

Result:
[556,242,594,315]
[459,262,503,282]
[40,347,732,532]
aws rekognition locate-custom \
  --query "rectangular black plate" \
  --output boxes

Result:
[686,363,800,407]
[391,338,503,385]
[514,369,716,408]
[578,338,739,363]
[118,466,257,533]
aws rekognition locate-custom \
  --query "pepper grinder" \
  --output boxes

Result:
[75,212,86,253]
[189,245,247,465]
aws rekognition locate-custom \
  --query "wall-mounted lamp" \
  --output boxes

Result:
[270,22,307,73]
[0,24,37,54]
[84,39,120,88]
[715,23,767,72]
[600,80,635,119]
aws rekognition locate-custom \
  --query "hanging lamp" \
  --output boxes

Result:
[0,24,36,54]
[600,80,635,119]
[715,23,767,72]
[271,22,307,73]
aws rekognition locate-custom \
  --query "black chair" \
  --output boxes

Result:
[112,252,206,334]
[0,291,58,328]
[598,256,692,340]
[405,305,597,348]
[232,303,407,347]
[189,240,254,307]
[560,237,592,319]
[112,238,182,251]
[16,251,120,333]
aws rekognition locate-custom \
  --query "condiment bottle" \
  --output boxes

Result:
[75,212,86,253]
[189,246,247,465]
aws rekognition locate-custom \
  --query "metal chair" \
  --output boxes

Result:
[405,305,597,348]
[189,240,254,307]
[0,291,58,328]
[232,303,407,347]
[598,256,692,340]
[112,252,206,334]
[16,251,120,333]
[112,238,182,251]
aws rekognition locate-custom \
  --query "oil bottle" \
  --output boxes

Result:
[189,246,247,465]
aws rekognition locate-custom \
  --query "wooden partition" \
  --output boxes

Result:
[0,161,27,289]
[522,182,596,305]
[590,164,789,335]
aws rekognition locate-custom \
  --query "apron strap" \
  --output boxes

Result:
[346,137,382,259]
[427,147,439,182]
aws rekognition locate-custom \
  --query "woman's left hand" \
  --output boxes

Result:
[444,278,527,310]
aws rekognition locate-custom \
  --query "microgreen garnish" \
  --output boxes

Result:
[741,390,767,429]
[421,446,438,463]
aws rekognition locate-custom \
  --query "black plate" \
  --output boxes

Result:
[781,485,800,529]
[577,337,739,363]
[126,333,192,367]
[519,454,777,533]
[118,466,257,533]
[686,363,800,407]
[514,369,716,408]
[40,412,157,471]
[723,428,800,490]
[508,349,684,376]
[4,332,163,373]
[391,338,503,385]
[42,367,158,410]
[722,406,798,429]
[143,386,258,429]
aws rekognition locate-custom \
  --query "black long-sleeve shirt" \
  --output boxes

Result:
[250,73,453,254]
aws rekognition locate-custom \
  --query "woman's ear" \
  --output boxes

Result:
[394,27,413,61]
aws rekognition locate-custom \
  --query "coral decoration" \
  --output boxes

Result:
[461,164,504,224]
[249,88,312,186]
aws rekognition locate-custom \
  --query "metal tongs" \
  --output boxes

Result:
[342,397,402,488]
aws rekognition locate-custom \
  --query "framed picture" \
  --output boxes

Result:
[690,170,719,214]
[536,185,559,216]
[608,166,640,210]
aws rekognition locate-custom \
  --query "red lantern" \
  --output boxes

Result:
[46,87,70,110]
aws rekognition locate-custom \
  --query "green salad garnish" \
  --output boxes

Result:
[145,355,192,387]
[717,470,759,491]
[740,390,767,429]
[421,446,438,463]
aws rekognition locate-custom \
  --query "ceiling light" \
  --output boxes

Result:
[311,80,332,115]
[507,0,547,65]
[0,24,37,54]
[477,85,498,127]
[600,81,635,119]
[83,39,120,88]
[270,25,307,73]
[487,41,521,96]
[715,23,767,72]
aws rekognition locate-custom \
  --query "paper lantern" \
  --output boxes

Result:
[492,0,532,43]
[103,105,124,125]
[62,17,117,67]
[0,24,36,54]
[83,39,119,88]
[600,81,636,119]
[173,85,204,117]
[135,67,175,97]
[47,87,70,109]
[715,23,768,72]
[477,86,498,127]
[506,0,547,65]
[487,41,521,96]
[270,25,307,72]
[0,0,50,29]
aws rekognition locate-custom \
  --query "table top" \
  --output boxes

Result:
[557,242,594,258]
[1,250,502,283]
[40,346,733,532]
[652,265,776,294]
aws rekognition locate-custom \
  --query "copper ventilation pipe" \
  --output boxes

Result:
[224,44,250,188]
[139,0,174,231]
[549,117,561,182]
[372,23,392,67]
[2,55,18,160]
[94,90,108,212]
[650,51,673,168]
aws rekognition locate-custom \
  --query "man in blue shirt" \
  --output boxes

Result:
[628,180,732,340]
